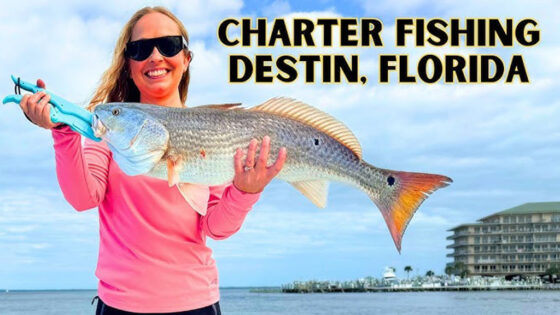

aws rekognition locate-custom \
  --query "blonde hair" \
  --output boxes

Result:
[88,6,190,110]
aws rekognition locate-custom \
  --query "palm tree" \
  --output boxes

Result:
[453,262,466,272]
[545,265,560,283]
[444,265,454,276]
[426,270,435,277]
[454,262,468,278]
[404,266,413,280]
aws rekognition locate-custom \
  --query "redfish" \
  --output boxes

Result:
[92,98,451,251]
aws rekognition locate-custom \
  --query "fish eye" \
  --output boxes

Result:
[112,108,121,116]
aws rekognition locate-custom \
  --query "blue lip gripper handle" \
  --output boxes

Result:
[3,75,101,141]
[3,94,23,104]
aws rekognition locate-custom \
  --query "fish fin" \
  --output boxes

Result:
[250,97,362,159]
[290,180,329,208]
[167,156,182,187]
[177,183,210,216]
[194,103,242,110]
[369,168,452,253]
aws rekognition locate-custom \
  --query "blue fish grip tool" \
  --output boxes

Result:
[2,75,101,141]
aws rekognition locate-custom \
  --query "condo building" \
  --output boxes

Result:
[447,202,560,276]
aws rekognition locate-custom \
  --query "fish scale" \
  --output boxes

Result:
[160,108,348,184]
[92,98,452,252]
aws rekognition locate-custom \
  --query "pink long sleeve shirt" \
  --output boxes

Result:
[51,126,260,313]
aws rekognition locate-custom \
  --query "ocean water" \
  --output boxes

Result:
[0,288,558,315]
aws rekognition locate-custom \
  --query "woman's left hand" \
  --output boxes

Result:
[233,135,287,194]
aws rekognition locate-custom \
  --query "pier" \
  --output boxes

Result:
[278,275,560,294]
[281,284,560,293]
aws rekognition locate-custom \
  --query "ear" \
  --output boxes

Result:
[183,51,192,70]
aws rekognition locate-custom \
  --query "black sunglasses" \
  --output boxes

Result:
[125,35,188,61]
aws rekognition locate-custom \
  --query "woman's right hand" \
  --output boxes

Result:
[19,79,62,129]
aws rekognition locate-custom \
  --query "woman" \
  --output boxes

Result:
[20,6,286,315]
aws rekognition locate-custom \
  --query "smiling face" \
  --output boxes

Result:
[128,12,191,106]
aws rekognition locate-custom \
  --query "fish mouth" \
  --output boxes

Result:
[92,114,107,138]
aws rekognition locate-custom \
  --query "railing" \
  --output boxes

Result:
[474,257,560,263]
[457,229,560,236]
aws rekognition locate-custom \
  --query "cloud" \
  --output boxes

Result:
[359,0,559,25]
[5,225,39,233]
[176,0,244,38]
[0,0,559,288]
[0,188,98,288]
[210,200,387,258]
[361,0,449,18]
[262,0,292,17]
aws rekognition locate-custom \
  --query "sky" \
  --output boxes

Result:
[0,0,559,289]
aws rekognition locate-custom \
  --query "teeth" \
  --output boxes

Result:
[147,69,167,77]
[93,115,107,138]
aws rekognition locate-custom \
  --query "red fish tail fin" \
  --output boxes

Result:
[369,169,452,253]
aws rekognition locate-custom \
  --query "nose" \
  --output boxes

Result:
[147,46,164,61]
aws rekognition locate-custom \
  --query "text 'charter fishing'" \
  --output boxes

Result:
[218,18,539,84]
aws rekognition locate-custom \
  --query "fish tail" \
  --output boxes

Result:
[363,165,452,253]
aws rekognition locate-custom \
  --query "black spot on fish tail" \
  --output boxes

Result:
[387,175,395,186]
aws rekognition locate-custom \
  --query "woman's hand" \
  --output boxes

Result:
[19,79,61,129]
[233,135,287,194]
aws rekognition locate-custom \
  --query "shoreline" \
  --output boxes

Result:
[279,284,560,293]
